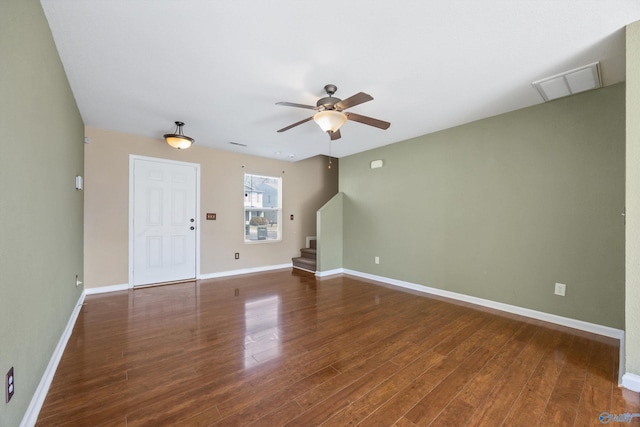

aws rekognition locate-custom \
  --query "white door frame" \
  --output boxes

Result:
[128,154,201,288]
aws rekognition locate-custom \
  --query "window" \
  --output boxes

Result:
[244,173,282,242]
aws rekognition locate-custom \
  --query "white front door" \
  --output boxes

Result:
[131,157,198,286]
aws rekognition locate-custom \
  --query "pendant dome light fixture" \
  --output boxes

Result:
[313,110,347,133]
[164,121,194,149]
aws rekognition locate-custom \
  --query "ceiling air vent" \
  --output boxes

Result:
[532,62,602,102]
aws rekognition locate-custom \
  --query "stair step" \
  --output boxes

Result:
[293,239,317,273]
[300,248,316,259]
[292,256,316,272]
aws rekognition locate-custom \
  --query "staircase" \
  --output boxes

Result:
[292,239,316,273]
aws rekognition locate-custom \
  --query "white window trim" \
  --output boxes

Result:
[244,173,282,243]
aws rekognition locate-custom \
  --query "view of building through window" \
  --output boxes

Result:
[244,173,282,242]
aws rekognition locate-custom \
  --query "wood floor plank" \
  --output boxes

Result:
[429,399,476,427]
[402,315,517,425]
[214,366,340,425]
[248,401,305,427]
[285,360,403,426]
[175,405,223,427]
[357,314,500,426]
[406,347,495,425]
[501,331,573,426]
[569,340,616,426]
[321,350,447,426]
[36,377,131,424]
[392,416,418,427]
[294,336,415,410]
[538,335,595,425]
[34,270,637,426]
[465,327,562,426]
[429,322,536,426]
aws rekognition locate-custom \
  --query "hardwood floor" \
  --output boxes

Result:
[36,270,639,426]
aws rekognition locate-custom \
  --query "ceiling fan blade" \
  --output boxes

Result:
[345,112,391,130]
[276,101,318,110]
[277,116,314,133]
[335,92,373,110]
[329,129,341,140]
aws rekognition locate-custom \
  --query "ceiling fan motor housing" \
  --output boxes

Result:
[316,96,341,110]
[316,84,340,110]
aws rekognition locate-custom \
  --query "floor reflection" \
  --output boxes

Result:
[244,295,281,368]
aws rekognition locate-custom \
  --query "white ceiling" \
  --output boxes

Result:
[41,1,640,161]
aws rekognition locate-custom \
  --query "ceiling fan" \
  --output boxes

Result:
[276,84,390,140]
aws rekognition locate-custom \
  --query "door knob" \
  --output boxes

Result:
[190,226,195,230]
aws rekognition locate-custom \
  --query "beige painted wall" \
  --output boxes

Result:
[626,21,640,377]
[84,127,338,288]
[340,83,625,329]
[1,1,84,425]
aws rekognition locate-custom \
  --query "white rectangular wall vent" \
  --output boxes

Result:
[532,62,602,102]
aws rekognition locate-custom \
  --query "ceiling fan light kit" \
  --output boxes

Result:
[314,110,347,133]
[276,84,390,140]
[164,121,194,149]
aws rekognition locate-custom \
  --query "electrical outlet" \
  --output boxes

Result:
[235,252,239,259]
[375,256,380,264]
[554,282,566,296]
[6,367,14,403]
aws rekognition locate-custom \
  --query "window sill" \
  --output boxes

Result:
[244,239,282,244]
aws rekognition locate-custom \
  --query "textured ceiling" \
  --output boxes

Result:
[41,0,640,161]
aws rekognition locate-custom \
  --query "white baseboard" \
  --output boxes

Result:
[199,263,292,280]
[84,283,130,295]
[316,268,344,278]
[20,291,86,427]
[84,265,295,295]
[618,331,626,386]
[622,373,640,392]
[342,269,624,340]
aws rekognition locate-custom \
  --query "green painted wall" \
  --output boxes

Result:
[0,1,84,425]
[626,21,640,376]
[340,83,625,329]
[317,192,344,272]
